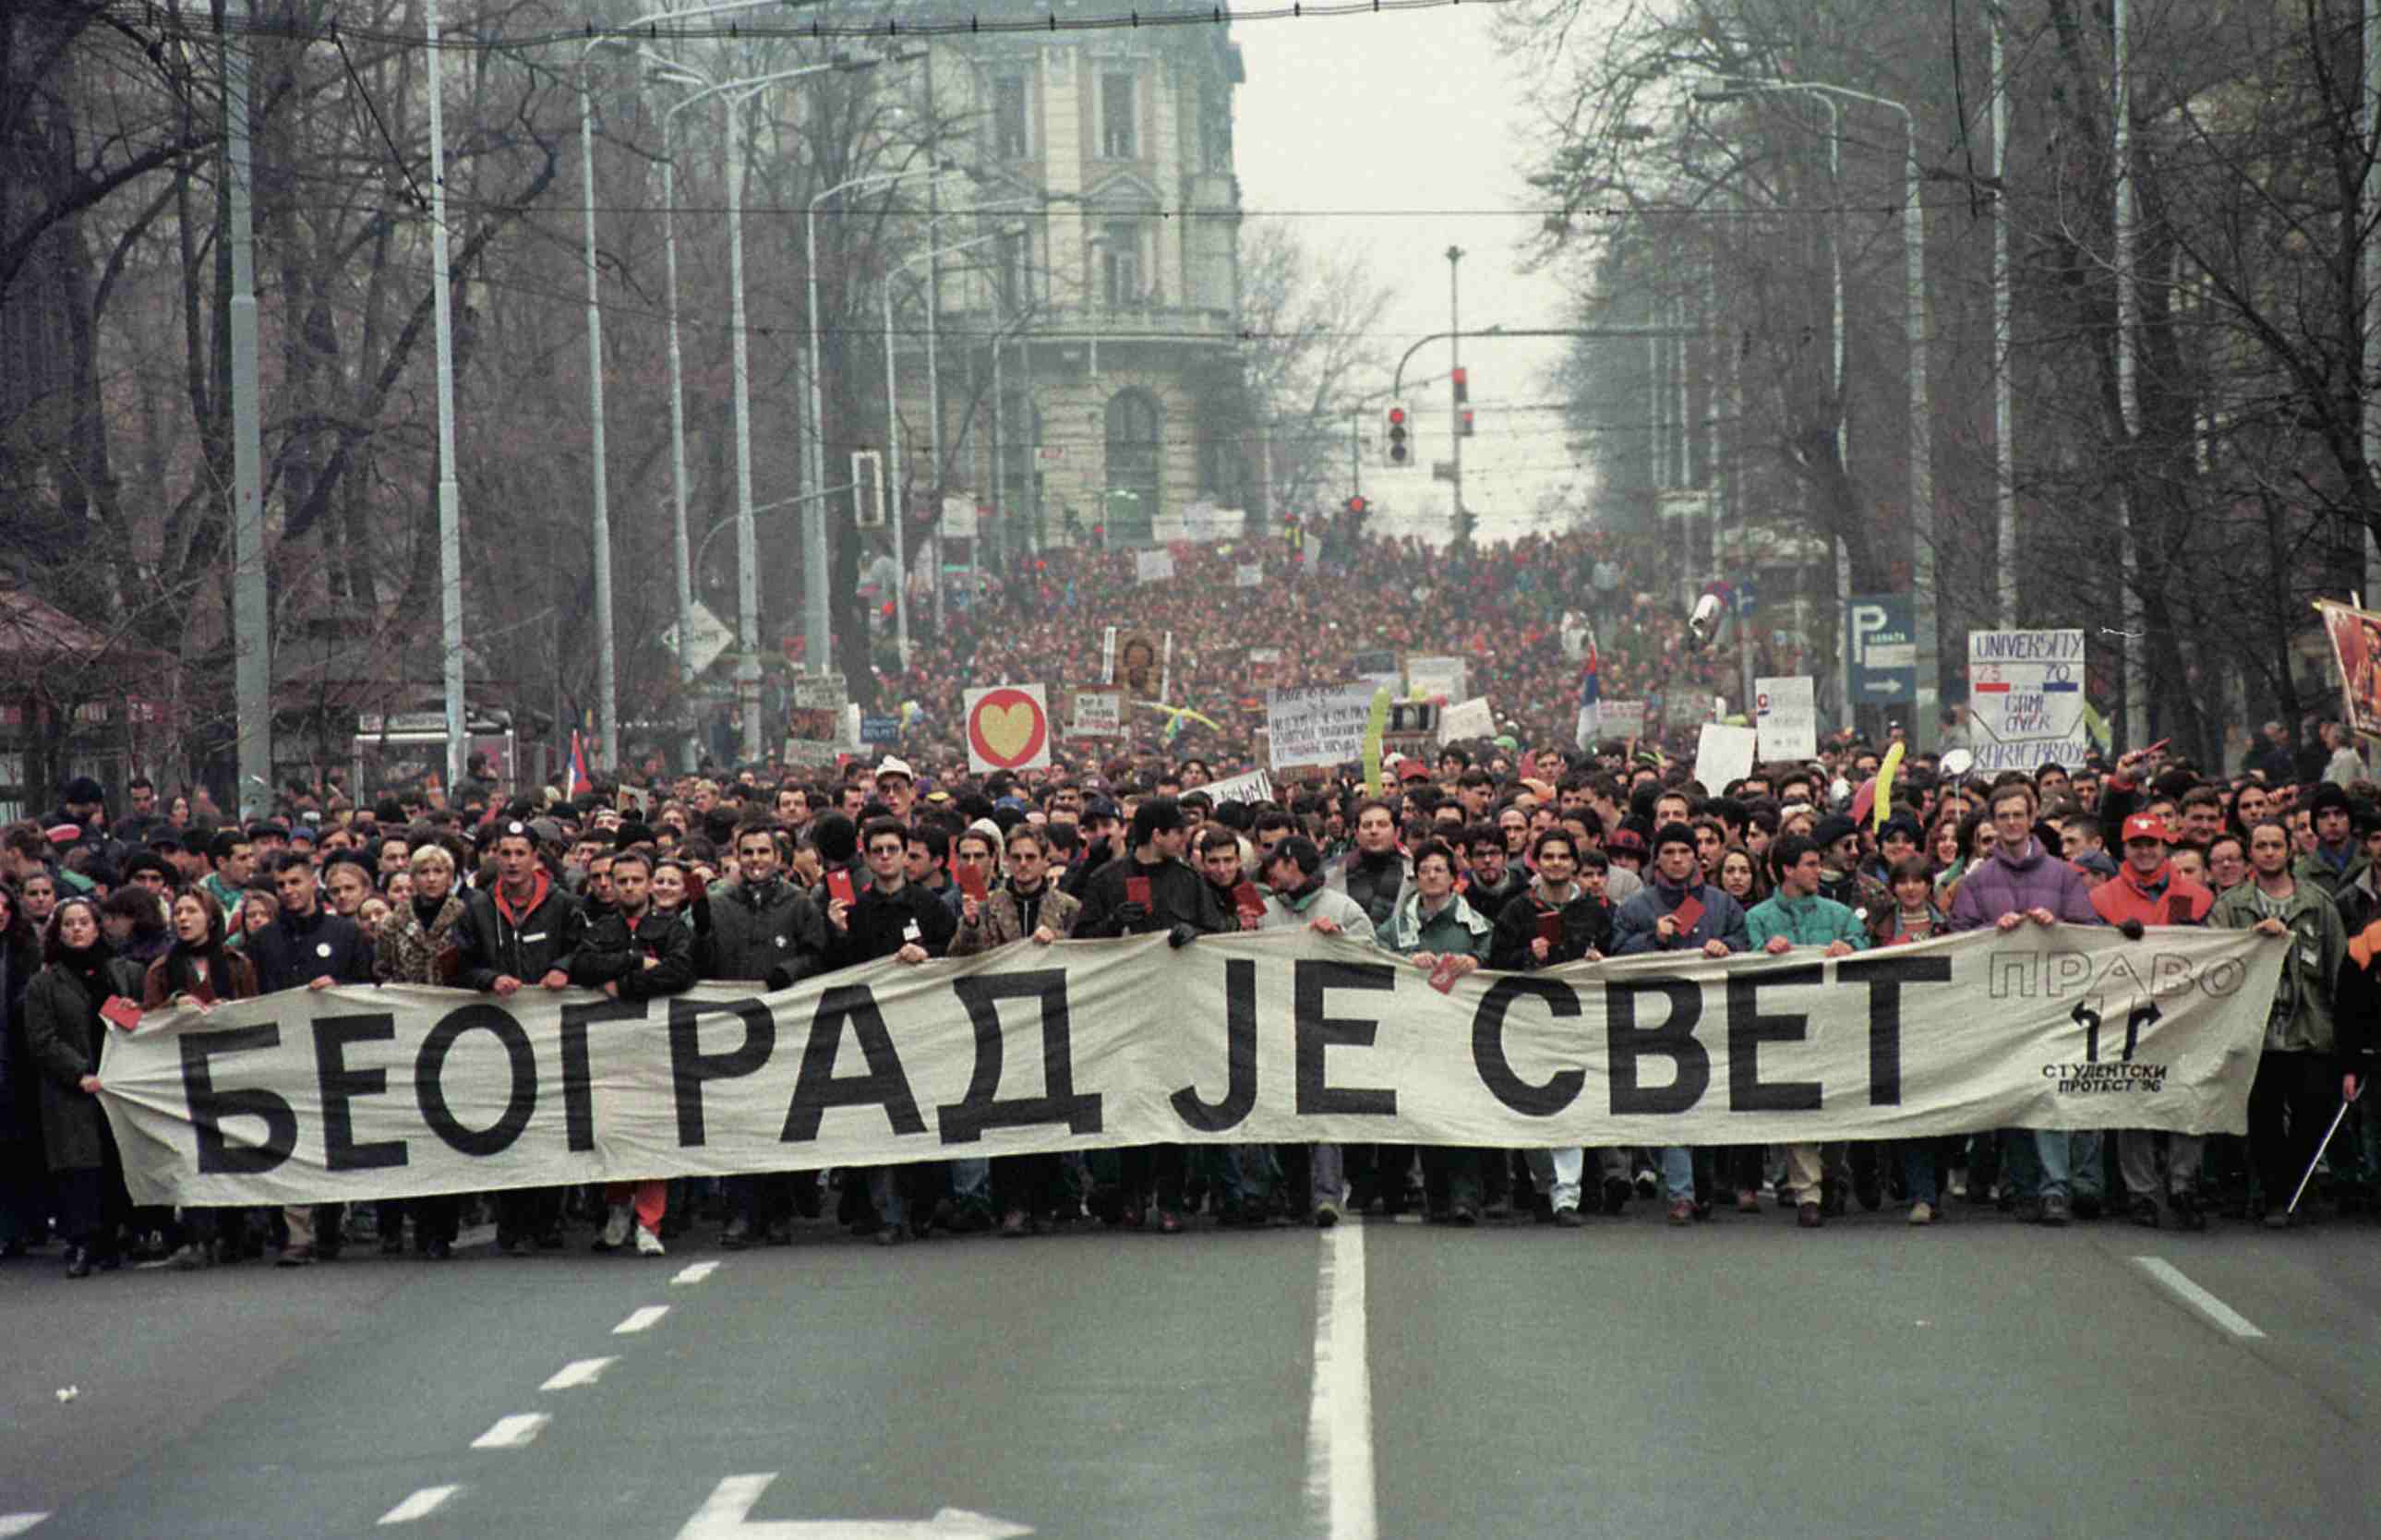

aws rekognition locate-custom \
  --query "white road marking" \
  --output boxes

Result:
[0,1515,50,1538]
[613,1304,671,1334]
[672,1474,1034,1537]
[470,1413,551,1450]
[540,1356,619,1391]
[377,1486,461,1524]
[672,1260,722,1285]
[2134,1257,2267,1339]
[1303,1219,1377,1540]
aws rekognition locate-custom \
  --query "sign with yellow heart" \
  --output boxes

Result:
[963,684,1052,774]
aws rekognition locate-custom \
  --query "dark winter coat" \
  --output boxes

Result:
[1076,854,1231,939]
[571,907,697,1001]
[246,905,376,995]
[830,879,959,967]
[455,872,585,991]
[23,950,144,1173]
[698,876,827,989]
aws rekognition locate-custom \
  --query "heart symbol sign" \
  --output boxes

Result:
[966,686,1049,770]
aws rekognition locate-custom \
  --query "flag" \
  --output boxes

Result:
[569,729,592,796]
[1574,630,1602,750]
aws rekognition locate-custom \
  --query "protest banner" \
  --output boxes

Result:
[1200,766,1275,805]
[1438,697,1496,744]
[99,927,2280,1209]
[1267,683,1378,769]
[1693,723,1758,793]
[1066,687,1124,739]
[1969,630,2090,770]
[1405,655,1467,703]
[2316,599,2381,740]
[1754,676,1818,760]
[1595,701,1646,740]
[963,684,1052,773]
[1235,562,1263,589]
[1351,649,1401,691]
[1135,549,1175,585]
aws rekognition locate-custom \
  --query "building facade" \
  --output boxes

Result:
[911,7,1252,550]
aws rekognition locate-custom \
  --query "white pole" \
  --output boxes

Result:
[2114,0,2147,752]
[1993,11,2018,628]
[661,126,696,769]
[427,0,466,791]
[225,0,271,818]
[578,74,619,773]
[727,90,761,764]
[1902,105,1935,754]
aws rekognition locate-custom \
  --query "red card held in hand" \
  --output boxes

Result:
[1535,909,1565,947]
[825,870,857,908]
[1668,894,1706,935]
[1126,875,1153,908]
[1233,881,1265,920]
[100,995,143,1032]
[955,864,990,903]
[1427,956,1463,993]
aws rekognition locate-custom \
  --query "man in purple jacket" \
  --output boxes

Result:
[1947,777,2105,1224]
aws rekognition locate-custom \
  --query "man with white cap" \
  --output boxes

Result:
[873,757,917,824]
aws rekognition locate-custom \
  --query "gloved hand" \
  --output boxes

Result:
[1167,923,1197,949]
[1114,901,1150,930]
[2118,919,2145,942]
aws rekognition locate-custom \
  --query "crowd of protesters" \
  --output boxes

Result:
[6,692,2381,1276]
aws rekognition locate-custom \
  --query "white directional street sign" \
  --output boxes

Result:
[676,1474,1033,1540]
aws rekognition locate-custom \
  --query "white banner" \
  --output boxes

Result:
[1235,562,1263,589]
[1267,683,1379,769]
[1135,549,1175,585]
[98,928,2281,1209]
[1969,629,2090,771]
[1440,697,1495,744]
[1694,723,1758,792]
[1597,700,1646,740]
[1069,689,1124,739]
[1405,655,1467,703]
[1199,767,1276,805]
[1754,676,1817,760]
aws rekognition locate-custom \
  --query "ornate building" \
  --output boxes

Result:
[909,6,1253,550]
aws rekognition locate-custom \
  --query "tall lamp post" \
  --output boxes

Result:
[1702,76,1930,751]
[805,162,960,680]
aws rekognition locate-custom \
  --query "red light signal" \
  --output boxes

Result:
[1452,367,1469,404]
[1346,496,1368,515]
[1386,405,1411,467]
[1460,409,1475,438]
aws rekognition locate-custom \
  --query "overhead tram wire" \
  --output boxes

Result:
[126,0,1516,51]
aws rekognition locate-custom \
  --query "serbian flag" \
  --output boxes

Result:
[569,729,593,796]
[1574,631,1602,750]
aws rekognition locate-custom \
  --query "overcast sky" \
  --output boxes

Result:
[1233,5,1589,543]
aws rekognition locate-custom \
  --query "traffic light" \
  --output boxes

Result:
[1090,522,1106,550]
[1452,367,1469,405]
[1385,405,1411,467]
[1460,409,1475,438]
[851,449,885,529]
[1344,496,1367,516]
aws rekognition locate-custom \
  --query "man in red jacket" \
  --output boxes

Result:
[2091,813,2216,1230]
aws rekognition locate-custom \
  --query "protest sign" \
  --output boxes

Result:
[1439,697,1496,743]
[1754,676,1818,760]
[1200,767,1275,806]
[100,927,2280,1209]
[1236,562,1263,589]
[1694,723,1759,793]
[1067,688,1124,738]
[963,684,1052,773]
[1595,701,1646,740]
[1135,549,1175,585]
[1969,630,2089,770]
[1268,683,1379,769]
[1405,655,1467,703]
[2316,599,2381,740]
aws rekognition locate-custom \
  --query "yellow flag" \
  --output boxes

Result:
[1873,741,1906,834]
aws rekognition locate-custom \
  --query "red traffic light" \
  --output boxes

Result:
[1346,496,1368,514]
[1388,407,1406,426]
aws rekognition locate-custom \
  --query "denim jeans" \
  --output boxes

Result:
[1658,1146,1694,1202]
[1522,1148,1583,1211]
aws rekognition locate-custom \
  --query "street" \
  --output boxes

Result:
[2,1199,2373,1539]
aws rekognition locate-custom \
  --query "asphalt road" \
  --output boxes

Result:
[2,1194,2375,1539]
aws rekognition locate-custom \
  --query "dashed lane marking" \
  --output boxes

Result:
[2134,1256,2267,1339]
[377,1486,462,1524]
[470,1413,551,1450]
[614,1305,671,1334]
[540,1356,619,1391]
[671,1260,722,1285]
[0,1515,51,1537]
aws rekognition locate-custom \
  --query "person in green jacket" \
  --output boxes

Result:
[2214,819,2349,1226]
[1744,835,1869,1228]
[1384,839,1497,1223]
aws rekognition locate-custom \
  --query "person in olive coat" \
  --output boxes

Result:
[22,896,145,1277]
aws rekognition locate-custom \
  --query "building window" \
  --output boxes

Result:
[1104,389,1161,541]
[1100,220,1142,308]
[1101,73,1136,159]
[992,74,1030,160]
[995,227,1028,316]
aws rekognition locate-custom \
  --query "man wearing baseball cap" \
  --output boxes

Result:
[873,757,917,823]
[2091,812,2216,1229]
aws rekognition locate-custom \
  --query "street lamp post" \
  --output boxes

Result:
[1704,76,1930,750]
[805,162,961,680]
